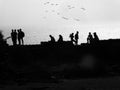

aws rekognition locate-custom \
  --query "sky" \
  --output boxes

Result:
[1,0,120,45]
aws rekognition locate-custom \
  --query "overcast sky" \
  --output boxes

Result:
[1,0,120,45]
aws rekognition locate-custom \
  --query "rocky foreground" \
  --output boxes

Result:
[1,76,120,90]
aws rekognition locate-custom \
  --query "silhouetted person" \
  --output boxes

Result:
[11,29,17,46]
[75,31,79,45]
[17,30,21,45]
[49,35,55,43]
[87,32,93,44]
[69,33,74,44]
[11,30,14,45]
[18,29,25,45]
[58,35,63,43]
[93,32,99,43]
[20,29,25,45]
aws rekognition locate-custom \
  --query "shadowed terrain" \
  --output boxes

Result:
[1,39,120,89]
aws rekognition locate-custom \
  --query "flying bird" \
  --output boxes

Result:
[67,5,71,7]
[62,17,69,20]
[67,5,75,10]
[74,18,80,21]
[51,3,54,5]
[44,2,49,5]
[81,8,86,10]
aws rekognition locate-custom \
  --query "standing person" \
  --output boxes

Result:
[69,33,74,44]
[11,29,17,46]
[19,29,25,45]
[75,31,79,45]
[17,29,21,45]
[87,32,93,44]
[18,29,25,45]
[11,29,14,45]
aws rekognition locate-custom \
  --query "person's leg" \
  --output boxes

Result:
[75,41,77,45]
[76,40,78,45]
[75,39,77,45]
[87,38,89,44]
[20,39,21,45]
[88,40,90,44]
[13,40,15,46]
[21,38,24,45]
[15,39,17,45]
[18,38,21,45]
[71,39,74,44]
[13,38,16,46]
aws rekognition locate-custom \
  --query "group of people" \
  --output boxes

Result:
[49,31,79,45]
[69,31,79,45]
[49,31,99,45]
[11,29,25,46]
[87,32,99,44]
[10,29,99,46]
[49,34,63,43]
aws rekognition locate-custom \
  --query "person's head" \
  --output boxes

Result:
[14,30,16,32]
[59,35,62,37]
[12,29,14,32]
[49,35,52,37]
[89,32,91,35]
[77,31,79,34]
[19,28,22,32]
[93,32,97,35]
[17,30,20,32]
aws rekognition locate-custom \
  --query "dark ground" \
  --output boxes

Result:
[0,39,120,89]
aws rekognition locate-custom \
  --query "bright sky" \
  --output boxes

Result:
[1,0,120,45]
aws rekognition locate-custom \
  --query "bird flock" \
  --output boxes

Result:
[42,1,86,22]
